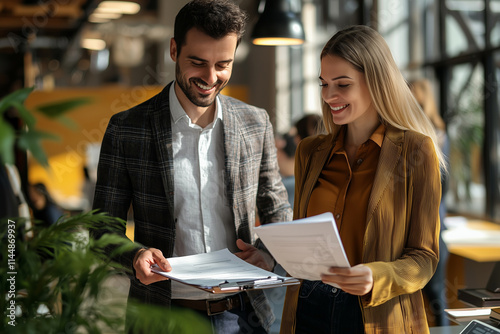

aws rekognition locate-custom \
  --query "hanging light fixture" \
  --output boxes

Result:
[251,0,305,46]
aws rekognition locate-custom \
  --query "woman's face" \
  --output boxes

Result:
[319,55,377,127]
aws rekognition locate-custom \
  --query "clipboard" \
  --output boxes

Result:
[170,275,300,294]
[150,249,300,294]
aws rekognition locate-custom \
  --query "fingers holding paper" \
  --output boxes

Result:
[321,264,373,296]
[235,239,275,272]
[134,247,172,285]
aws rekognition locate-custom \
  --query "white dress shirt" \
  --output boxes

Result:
[169,83,236,300]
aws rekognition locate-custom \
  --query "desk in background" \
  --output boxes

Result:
[442,218,500,309]
[430,325,465,334]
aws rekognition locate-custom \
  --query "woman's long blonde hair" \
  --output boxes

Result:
[320,25,447,171]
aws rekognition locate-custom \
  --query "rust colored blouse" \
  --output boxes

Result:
[306,124,385,266]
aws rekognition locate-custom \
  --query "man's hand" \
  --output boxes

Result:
[234,239,275,271]
[321,264,373,296]
[133,247,172,285]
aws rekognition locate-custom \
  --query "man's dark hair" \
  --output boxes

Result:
[174,0,247,56]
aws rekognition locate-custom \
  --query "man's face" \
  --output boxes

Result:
[170,28,238,109]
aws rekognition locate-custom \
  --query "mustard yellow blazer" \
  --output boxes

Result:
[280,125,441,334]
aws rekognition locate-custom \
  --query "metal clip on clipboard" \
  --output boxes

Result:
[219,277,281,291]
[207,276,299,293]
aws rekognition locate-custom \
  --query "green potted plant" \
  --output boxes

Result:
[0,88,210,333]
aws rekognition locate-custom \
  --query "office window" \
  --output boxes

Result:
[490,0,500,46]
[332,0,500,220]
[446,63,485,216]
[378,0,410,68]
[444,0,485,57]
[321,0,362,30]
[422,0,440,63]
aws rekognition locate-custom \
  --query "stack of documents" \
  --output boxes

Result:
[255,212,350,281]
[151,248,299,293]
[445,307,492,323]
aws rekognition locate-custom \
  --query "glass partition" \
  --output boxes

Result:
[490,0,500,47]
[446,63,485,216]
[445,0,485,56]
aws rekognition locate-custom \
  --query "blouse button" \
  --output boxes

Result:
[357,158,363,165]
[335,214,341,220]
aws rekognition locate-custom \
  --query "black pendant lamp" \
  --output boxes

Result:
[251,0,305,46]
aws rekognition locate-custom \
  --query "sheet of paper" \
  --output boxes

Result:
[445,308,492,318]
[151,248,296,291]
[255,212,350,281]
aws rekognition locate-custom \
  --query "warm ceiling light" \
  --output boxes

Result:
[81,38,106,50]
[251,0,305,46]
[252,37,304,46]
[97,1,141,14]
[90,12,122,19]
[88,15,111,23]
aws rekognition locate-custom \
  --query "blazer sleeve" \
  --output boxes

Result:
[255,113,292,225]
[363,135,441,307]
[91,113,140,271]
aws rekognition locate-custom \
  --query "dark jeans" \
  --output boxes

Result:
[296,280,364,334]
[423,233,450,326]
[195,294,267,334]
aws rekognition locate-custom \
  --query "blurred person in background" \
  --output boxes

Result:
[276,132,297,207]
[409,78,450,326]
[28,182,64,227]
[293,113,323,145]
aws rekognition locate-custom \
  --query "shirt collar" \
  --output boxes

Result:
[169,82,223,125]
[332,123,386,152]
[370,123,386,147]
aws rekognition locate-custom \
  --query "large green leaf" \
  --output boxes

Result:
[0,87,33,114]
[35,97,92,118]
[11,101,36,129]
[34,97,92,131]
[0,120,15,164]
[17,128,59,168]
[0,87,92,167]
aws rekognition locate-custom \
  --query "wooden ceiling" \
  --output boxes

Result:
[0,0,159,93]
[0,0,92,40]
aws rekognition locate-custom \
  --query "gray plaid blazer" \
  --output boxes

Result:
[92,82,292,330]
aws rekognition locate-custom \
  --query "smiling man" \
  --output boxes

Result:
[91,1,292,333]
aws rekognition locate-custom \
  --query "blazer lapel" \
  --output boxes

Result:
[219,96,240,217]
[150,83,175,217]
[366,126,403,220]
[298,135,334,218]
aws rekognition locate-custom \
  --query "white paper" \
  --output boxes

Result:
[151,248,296,291]
[445,307,492,318]
[255,212,350,281]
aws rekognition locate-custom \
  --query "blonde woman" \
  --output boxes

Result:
[280,25,445,334]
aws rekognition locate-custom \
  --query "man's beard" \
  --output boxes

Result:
[175,63,227,107]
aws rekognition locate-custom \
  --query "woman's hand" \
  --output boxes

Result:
[321,264,373,296]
